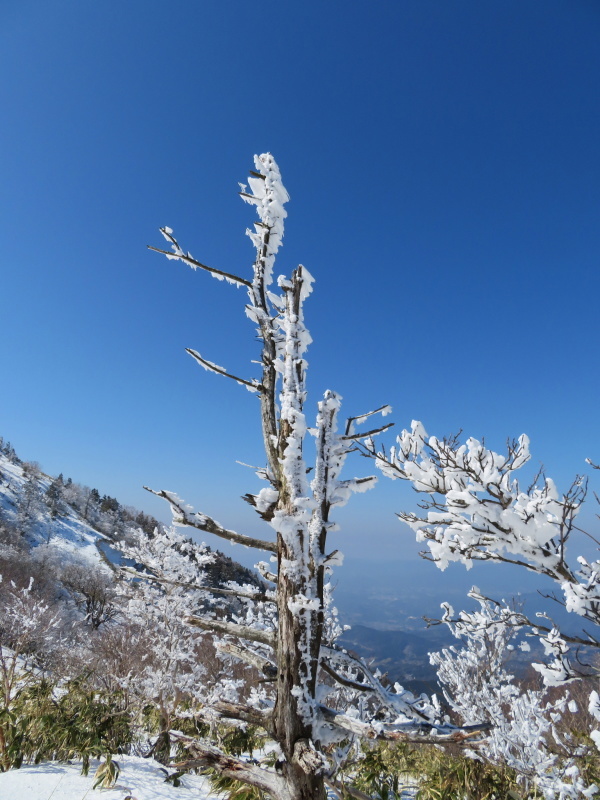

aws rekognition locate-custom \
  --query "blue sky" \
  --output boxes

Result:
[2,1,600,597]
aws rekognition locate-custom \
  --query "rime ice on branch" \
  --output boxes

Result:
[374,419,600,786]
[140,154,489,800]
[372,422,585,583]
[430,590,593,800]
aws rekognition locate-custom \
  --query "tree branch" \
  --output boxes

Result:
[203,585,275,603]
[187,703,271,731]
[144,487,277,553]
[186,348,263,392]
[320,660,375,694]
[344,405,393,436]
[318,705,491,743]
[186,615,276,647]
[148,239,251,288]
[170,736,284,796]
[217,641,277,677]
[414,538,577,584]
[341,423,395,441]
[256,562,278,583]
[120,566,273,603]
[439,588,600,649]
[211,700,272,729]
[321,645,431,722]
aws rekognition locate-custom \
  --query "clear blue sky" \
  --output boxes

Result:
[2,1,600,594]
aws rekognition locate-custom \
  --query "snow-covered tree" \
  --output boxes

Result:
[44,474,65,519]
[431,589,595,799]
[110,528,216,762]
[371,426,591,631]
[16,465,44,535]
[59,560,118,630]
[137,154,488,800]
[371,421,600,789]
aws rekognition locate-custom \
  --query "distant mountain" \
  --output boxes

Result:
[337,619,549,695]
[333,552,592,691]
[339,623,452,694]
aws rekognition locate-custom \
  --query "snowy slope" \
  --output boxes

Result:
[0,451,113,569]
[0,447,260,582]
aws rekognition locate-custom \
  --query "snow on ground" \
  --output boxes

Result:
[0,756,219,800]
[0,759,417,799]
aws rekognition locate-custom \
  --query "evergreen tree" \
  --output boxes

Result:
[45,475,65,518]
[17,473,43,535]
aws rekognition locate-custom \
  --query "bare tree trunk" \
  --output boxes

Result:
[273,533,326,800]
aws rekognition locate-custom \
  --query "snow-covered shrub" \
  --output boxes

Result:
[431,590,597,799]
[373,422,600,796]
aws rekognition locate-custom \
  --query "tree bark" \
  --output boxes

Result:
[272,529,326,800]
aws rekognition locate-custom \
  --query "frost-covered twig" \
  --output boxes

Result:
[149,227,251,287]
[144,487,277,553]
[186,348,263,393]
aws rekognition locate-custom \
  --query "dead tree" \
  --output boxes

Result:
[144,154,488,800]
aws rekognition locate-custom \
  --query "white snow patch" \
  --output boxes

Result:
[0,756,218,800]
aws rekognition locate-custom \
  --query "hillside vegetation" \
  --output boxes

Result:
[0,436,262,774]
